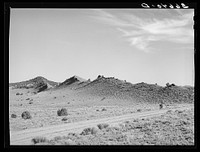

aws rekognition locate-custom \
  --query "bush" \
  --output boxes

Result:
[80,127,99,135]
[102,108,107,111]
[97,123,109,130]
[91,127,99,134]
[63,139,76,145]
[61,117,68,121]
[159,103,164,109]
[11,114,17,118]
[21,111,32,119]
[53,136,62,141]
[80,128,91,135]
[101,97,106,101]
[57,108,68,116]
[31,137,48,144]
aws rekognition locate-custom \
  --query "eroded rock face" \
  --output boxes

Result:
[36,83,48,93]
[9,76,58,92]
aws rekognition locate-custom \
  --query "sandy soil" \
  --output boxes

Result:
[43,108,193,145]
[9,85,194,145]
[10,105,193,145]
[9,87,190,131]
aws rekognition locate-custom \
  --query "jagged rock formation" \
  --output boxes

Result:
[57,75,90,90]
[9,76,59,93]
[9,75,194,104]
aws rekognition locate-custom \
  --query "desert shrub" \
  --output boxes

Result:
[91,127,99,134]
[26,98,30,100]
[11,114,17,118]
[97,123,109,130]
[49,138,76,145]
[53,136,62,141]
[16,93,20,95]
[137,109,141,112]
[61,117,68,121]
[29,101,33,104]
[62,139,76,145]
[166,110,172,114]
[101,97,106,101]
[57,108,68,116]
[31,136,48,144]
[102,108,107,111]
[80,128,92,135]
[21,111,32,119]
[159,103,163,109]
[80,127,99,135]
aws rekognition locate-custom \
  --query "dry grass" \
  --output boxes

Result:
[80,127,99,135]
[97,123,109,130]
[31,136,48,144]
[31,108,194,145]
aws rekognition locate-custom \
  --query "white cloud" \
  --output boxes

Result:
[92,9,194,53]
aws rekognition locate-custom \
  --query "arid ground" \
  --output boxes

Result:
[9,76,194,145]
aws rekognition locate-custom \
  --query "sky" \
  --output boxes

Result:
[9,9,194,86]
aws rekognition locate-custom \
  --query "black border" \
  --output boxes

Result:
[4,1,198,150]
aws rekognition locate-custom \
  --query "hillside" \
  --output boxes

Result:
[9,75,194,104]
[9,75,194,135]
[75,75,194,104]
[56,75,90,90]
[9,76,59,93]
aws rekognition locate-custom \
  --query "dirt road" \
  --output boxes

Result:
[10,105,193,145]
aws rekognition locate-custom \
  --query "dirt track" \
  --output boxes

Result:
[10,105,193,145]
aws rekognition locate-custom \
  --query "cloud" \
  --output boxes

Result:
[91,9,194,52]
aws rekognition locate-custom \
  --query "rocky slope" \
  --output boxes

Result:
[9,76,59,93]
[56,75,90,90]
[75,75,194,104]
[9,75,194,104]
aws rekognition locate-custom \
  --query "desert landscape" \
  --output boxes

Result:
[9,75,194,145]
[8,8,194,146]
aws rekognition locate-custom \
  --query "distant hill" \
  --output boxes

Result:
[56,75,90,89]
[9,75,194,104]
[9,76,59,93]
[75,75,194,104]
